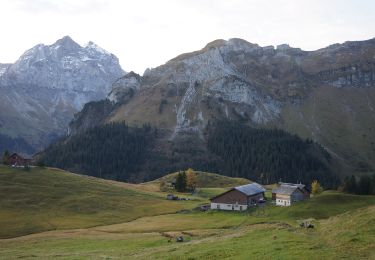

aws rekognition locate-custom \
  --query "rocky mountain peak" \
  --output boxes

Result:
[227,38,259,50]
[53,35,81,51]
[203,39,227,50]
[0,36,125,153]
[1,36,124,93]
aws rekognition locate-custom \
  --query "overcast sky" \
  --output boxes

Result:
[0,0,374,74]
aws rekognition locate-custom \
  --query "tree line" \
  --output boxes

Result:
[40,119,343,188]
[340,174,375,195]
[40,122,155,182]
[206,120,340,188]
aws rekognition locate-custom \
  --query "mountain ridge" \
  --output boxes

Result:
[70,37,375,174]
[0,36,125,154]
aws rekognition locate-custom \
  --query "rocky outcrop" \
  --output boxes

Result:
[108,71,141,103]
[0,63,11,77]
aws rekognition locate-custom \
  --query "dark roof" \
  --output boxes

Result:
[9,153,31,160]
[235,183,265,196]
[210,182,265,201]
[272,183,307,195]
[272,185,298,195]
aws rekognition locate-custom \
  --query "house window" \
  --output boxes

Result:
[217,204,220,209]
[240,206,243,211]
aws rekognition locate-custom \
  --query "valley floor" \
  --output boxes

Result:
[1,205,374,259]
[0,166,374,259]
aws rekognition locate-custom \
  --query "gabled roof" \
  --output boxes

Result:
[210,182,265,201]
[9,153,31,160]
[279,182,306,190]
[235,183,266,196]
[272,183,307,195]
[272,185,299,195]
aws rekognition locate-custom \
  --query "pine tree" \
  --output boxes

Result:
[175,171,187,192]
[2,150,9,165]
[357,175,371,195]
[347,175,357,194]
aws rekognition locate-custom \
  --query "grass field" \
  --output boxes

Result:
[0,166,199,238]
[148,170,250,188]
[0,165,374,259]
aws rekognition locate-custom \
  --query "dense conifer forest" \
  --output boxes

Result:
[41,120,340,187]
[206,121,340,188]
[41,122,155,181]
[341,174,375,195]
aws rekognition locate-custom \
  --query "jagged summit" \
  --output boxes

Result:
[53,35,81,50]
[0,36,125,153]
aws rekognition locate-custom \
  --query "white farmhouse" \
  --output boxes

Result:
[272,183,310,206]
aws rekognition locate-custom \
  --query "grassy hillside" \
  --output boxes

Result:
[0,165,374,259]
[0,191,373,259]
[148,170,250,188]
[282,87,375,174]
[0,165,198,238]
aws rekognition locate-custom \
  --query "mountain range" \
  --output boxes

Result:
[70,37,375,175]
[0,36,124,154]
[2,35,375,178]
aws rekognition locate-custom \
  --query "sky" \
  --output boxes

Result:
[0,0,374,74]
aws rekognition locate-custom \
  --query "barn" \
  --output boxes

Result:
[210,183,266,211]
[272,183,310,206]
[8,153,31,167]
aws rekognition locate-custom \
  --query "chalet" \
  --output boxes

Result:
[8,153,31,167]
[210,183,266,211]
[272,182,310,206]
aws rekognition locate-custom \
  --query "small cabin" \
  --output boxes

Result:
[272,182,310,206]
[8,153,31,167]
[210,183,266,211]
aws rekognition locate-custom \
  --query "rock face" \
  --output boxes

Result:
[0,63,11,77]
[0,36,124,153]
[73,37,375,173]
[108,71,141,103]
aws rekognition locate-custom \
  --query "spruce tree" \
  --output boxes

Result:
[175,171,187,192]
[347,175,357,194]
[2,150,9,165]
[357,175,371,195]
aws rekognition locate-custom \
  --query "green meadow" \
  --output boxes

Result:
[0,165,374,259]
